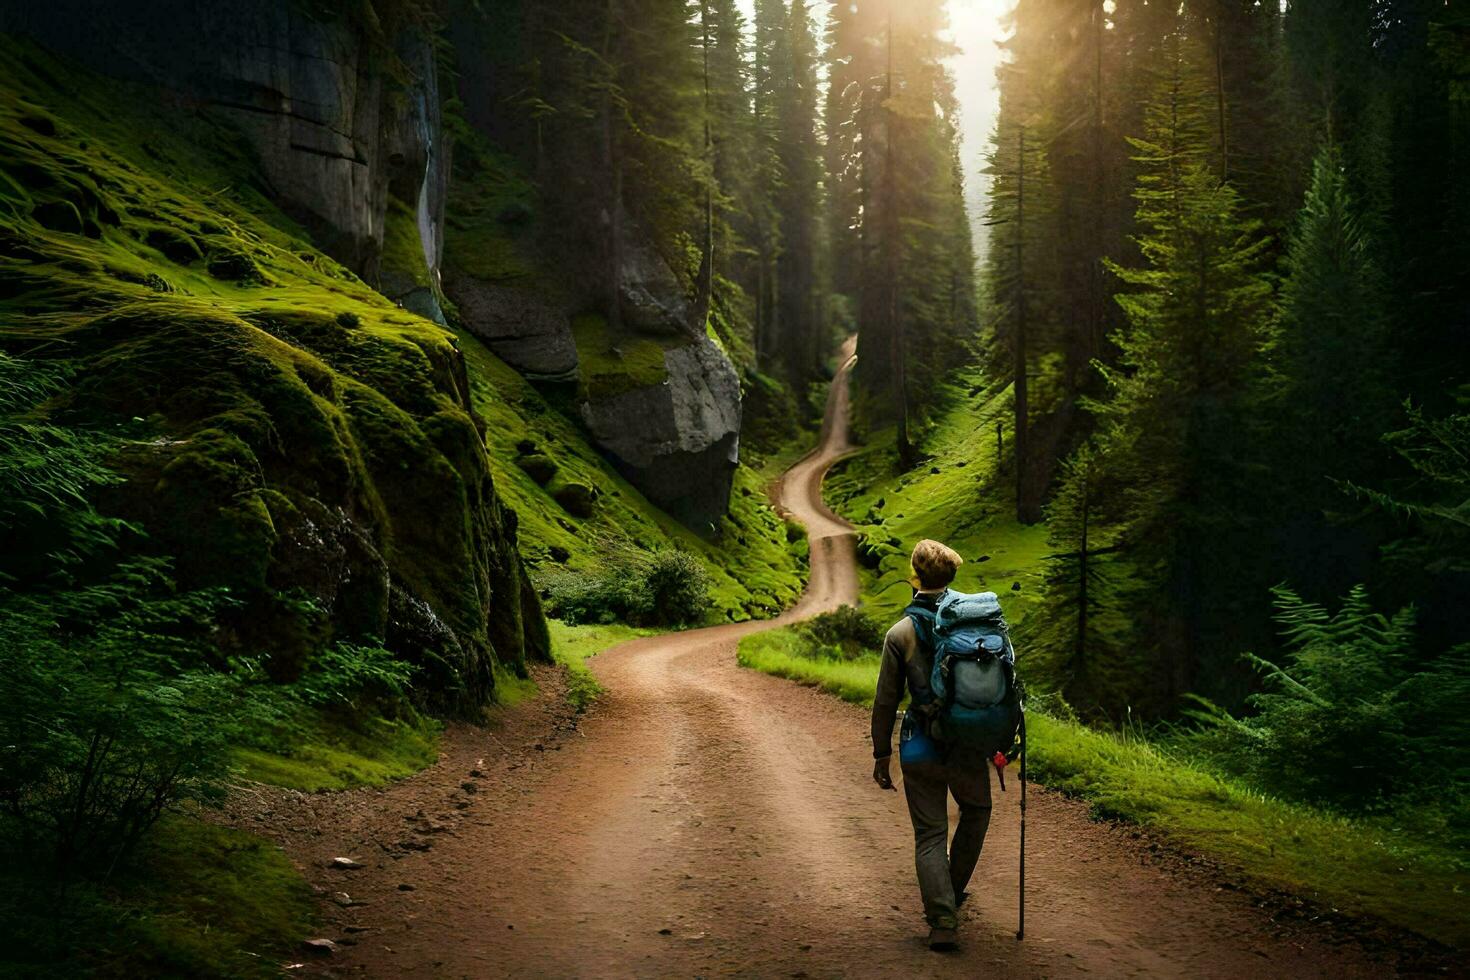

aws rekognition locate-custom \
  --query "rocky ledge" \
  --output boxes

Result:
[580,336,741,530]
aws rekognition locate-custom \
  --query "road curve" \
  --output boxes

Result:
[291,335,1388,978]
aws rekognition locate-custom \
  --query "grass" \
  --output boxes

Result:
[824,366,1050,627]
[549,619,661,709]
[738,625,1470,947]
[232,707,441,793]
[0,818,315,978]
[737,629,882,706]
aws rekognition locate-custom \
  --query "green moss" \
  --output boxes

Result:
[569,312,672,399]
[0,39,542,707]
[0,818,315,978]
[234,708,441,792]
[490,664,540,709]
[381,193,432,288]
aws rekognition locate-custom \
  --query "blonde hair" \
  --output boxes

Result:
[910,539,963,590]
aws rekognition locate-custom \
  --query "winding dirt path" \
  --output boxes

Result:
[263,336,1403,977]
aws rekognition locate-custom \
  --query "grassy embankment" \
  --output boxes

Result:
[739,365,1470,947]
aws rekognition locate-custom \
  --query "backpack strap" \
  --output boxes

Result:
[904,604,940,710]
[904,604,937,656]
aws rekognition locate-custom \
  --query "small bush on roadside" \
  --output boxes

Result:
[794,605,884,660]
[542,549,711,627]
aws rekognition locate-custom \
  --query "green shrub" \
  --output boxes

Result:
[0,578,268,878]
[641,550,710,626]
[1183,584,1470,812]
[543,549,711,627]
[794,604,884,659]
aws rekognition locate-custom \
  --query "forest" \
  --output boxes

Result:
[0,0,1466,973]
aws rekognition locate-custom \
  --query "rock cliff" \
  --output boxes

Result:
[0,30,545,708]
[0,0,447,312]
[2,0,745,554]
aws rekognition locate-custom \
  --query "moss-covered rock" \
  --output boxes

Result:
[549,478,597,519]
[0,40,547,710]
[516,452,559,487]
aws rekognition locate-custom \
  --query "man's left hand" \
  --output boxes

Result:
[873,755,895,791]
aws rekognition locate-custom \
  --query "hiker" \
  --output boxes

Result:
[871,538,1021,951]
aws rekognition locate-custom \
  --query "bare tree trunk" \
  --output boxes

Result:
[692,0,714,334]
[1075,462,1091,665]
[1215,0,1229,182]
[601,0,623,330]
[1014,123,1031,523]
[886,3,914,470]
[1090,0,1106,361]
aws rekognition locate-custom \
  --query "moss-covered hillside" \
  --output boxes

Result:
[0,41,547,707]
[458,330,808,621]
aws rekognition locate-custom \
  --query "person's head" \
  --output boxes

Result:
[910,538,963,591]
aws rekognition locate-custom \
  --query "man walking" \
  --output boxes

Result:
[871,539,992,951]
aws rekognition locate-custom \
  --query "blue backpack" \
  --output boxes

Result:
[906,590,1021,756]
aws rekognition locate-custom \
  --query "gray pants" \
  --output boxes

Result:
[901,753,992,928]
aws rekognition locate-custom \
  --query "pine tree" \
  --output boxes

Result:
[1025,444,1133,714]
[1273,146,1394,476]
[841,0,977,464]
[1081,32,1272,712]
[750,0,788,366]
[772,0,825,379]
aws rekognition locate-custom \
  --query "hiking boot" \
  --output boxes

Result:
[927,925,958,951]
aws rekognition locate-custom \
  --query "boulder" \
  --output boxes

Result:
[445,272,579,381]
[0,0,444,286]
[579,336,740,529]
[550,479,597,519]
[618,233,693,336]
[516,453,559,487]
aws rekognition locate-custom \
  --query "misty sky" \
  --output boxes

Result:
[732,0,1013,263]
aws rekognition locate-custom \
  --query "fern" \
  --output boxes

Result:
[1184,584,1465,811]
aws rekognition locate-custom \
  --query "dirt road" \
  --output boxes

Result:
[264,336,1397,977]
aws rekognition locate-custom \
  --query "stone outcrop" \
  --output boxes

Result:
[1,9,548,708]
[618,232,694,337]
[444,272,580,381]
[580,336,741,529]
[0,0,445,295]
[3,0,744,539]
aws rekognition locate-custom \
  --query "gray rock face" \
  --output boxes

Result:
[619,233,694,336]
[0,0,442,286]
[580,337,741,529]
[443,272,579,381]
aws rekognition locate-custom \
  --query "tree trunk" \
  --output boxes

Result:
[1215,1,1229,182]
[1014,123,1031,522]
[886,4,914,470]
[692,0,714,334]
[1075,463,1091,666]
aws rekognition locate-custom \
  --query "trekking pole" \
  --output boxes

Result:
[1017,710,1027,941]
